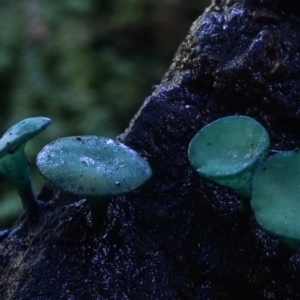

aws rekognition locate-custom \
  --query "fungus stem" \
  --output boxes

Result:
[88,197,109,227]
[0,145,38,215]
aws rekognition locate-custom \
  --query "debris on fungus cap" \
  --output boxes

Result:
[251,151,300,250]
[0,117,51,215]
[0,117,51,157]
[36,136,152,224]
[188,116,270,198]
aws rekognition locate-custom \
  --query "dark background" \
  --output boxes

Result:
[0,0,210,227]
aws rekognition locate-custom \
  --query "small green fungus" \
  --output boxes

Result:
[251,151,300,250]
[36,136,152,225]
[188,116,270,197]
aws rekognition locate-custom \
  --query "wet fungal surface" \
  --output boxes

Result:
[36,136,152,198]
[188,116,270,198]
[2,0,300,299]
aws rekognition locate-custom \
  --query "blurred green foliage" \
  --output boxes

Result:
[0,0,210,228]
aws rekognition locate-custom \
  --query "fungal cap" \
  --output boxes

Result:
[188,116,270,197]
[251,151,300,249]
[36,136,152,198]
[0,117,51,157]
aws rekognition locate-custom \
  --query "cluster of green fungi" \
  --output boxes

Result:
[1,115,299,248]
[0,117,152,226]
[188,116,300,250]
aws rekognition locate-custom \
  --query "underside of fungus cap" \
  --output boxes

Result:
[251,151,300,249]
[36,136,152,198]
[0,117,51,158]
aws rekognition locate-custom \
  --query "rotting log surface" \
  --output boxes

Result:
[1,0,300,299]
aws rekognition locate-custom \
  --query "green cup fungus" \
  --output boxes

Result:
[36,136,152,225]
[188,116,270,198]
[0,117,51,215]
[188,115,300,250]
[251,151,300,250]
